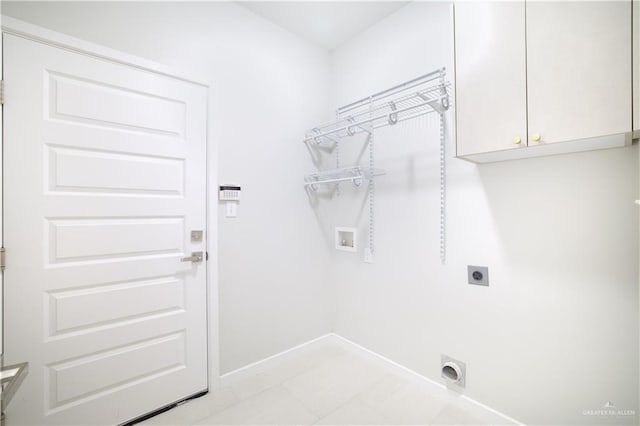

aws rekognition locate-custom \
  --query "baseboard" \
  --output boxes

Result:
[329,334,524,425]
[218,333,336,387]
[218,333,523,425]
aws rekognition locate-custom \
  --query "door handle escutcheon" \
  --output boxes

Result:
[181,251,203,263]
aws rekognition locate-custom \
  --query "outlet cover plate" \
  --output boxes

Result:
[467,265,489,286]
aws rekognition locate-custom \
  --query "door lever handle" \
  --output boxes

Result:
[181,251,203,263]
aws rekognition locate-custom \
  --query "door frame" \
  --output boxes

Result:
[0,14,221,393]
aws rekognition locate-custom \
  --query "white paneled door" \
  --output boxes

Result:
[3,34,208,425]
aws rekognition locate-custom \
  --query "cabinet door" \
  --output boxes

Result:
[455,1,528,156]
[527,1,632,145]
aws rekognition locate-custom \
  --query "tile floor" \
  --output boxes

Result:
[139,343,515,425]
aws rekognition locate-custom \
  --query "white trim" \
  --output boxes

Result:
[633,0,639,131]
[219,334,335,387]
[0,29,4,357]
[330,334,524,426]
[0,15,209,86]
[0,14,220,394]
[219,333,523,425]
[457,132,631,164]
[206,88,221,389]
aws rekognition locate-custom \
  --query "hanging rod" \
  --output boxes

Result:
[304,166,386,191]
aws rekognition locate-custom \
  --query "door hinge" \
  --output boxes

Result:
[1,247,6,270]
[205,251,209,261]
[0,80,4,105]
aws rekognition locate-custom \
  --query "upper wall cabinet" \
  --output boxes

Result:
[455,1,634,163]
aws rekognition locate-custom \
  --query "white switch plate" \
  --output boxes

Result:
[226,202,237,218]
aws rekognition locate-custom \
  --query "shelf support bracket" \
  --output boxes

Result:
[418,92,448,115]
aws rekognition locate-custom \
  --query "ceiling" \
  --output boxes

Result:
[239,2,410,50]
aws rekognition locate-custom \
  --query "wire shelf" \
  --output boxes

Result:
[303,67,450,264]
[304,68,451,145]
[304,166,385,191]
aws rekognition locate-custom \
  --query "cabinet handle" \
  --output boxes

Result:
[512,136,522,144]
[532,133,541,142]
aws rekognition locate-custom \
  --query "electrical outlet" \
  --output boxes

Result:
[467,265,489,286]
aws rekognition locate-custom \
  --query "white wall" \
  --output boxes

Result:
[3,2,638,425]
[325,2,639,425]
[1,1,333,374]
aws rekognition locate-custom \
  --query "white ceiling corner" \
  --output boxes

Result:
[238,1,410,50]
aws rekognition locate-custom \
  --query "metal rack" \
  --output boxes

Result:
[304,68,450,264]
[304,69,450,146]
[304,166,386,191]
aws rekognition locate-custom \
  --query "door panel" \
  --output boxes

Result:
[50,72,187,135]
[3,34,208,425]
[48,145,186,196]
[455,1,528,155]
[526,1,632,145]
